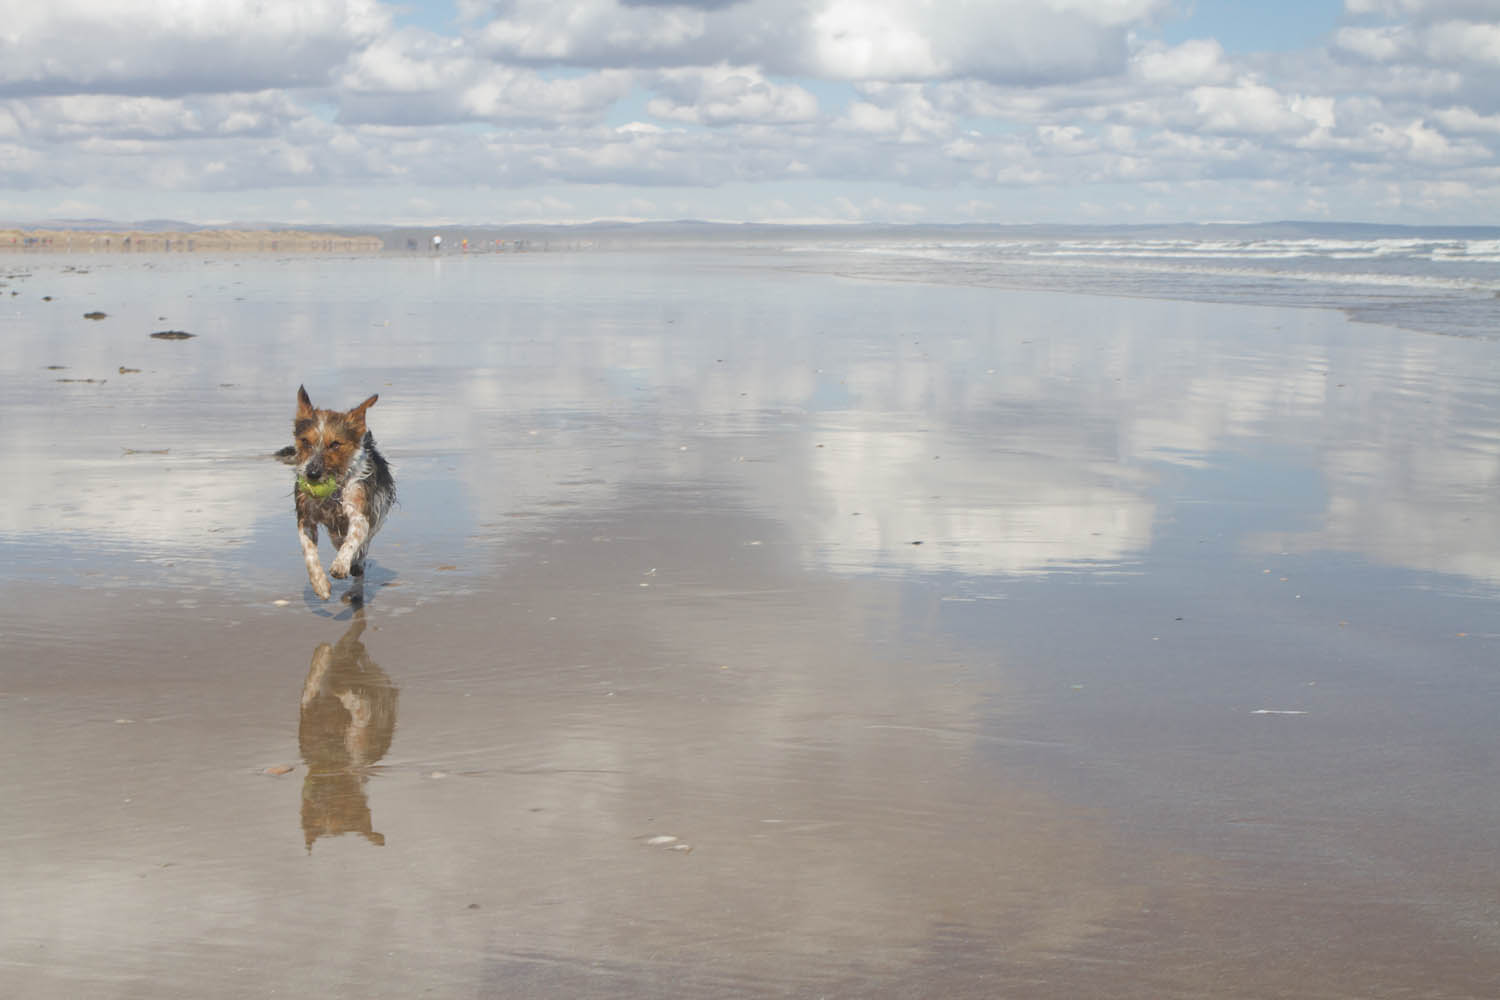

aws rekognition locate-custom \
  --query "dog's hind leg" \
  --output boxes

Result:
[301,521,332,600]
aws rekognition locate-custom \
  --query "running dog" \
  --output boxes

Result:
[283,386,395,602]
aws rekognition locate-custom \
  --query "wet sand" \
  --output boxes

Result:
[3,251,1500,997]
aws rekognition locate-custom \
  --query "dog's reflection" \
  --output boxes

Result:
[299,611,399,850]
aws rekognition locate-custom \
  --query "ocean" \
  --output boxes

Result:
[773,226,1500,341]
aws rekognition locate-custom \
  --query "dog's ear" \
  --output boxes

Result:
[297,385,315,419]
[349,394,379,427]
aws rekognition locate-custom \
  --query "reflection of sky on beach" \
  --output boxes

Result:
[8,251,1500,996]
[4,251,1500,593]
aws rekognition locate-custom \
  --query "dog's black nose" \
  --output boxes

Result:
[305,457,324,479]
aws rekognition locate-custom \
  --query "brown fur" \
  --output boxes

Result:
[293,386,377,479]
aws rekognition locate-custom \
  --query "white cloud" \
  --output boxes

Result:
[1334,25,1406,61]
[840,101,901,136]
[1334,7,1500,81]
[646,65,819,125]
[1434,105,1500,132]
[337,29,634,125]
[807,0,1168,82]
[2,91,304,143]
[834,83,952,142]
[0,0,388,97]
[472,0,717,65]
[809,0,944,78]
[1037,124,1099,154]
[467,0,1167,83]
[1187,81,1318,136]
[0,0,1498,223]
[457,68,635,122]
[341,29,467,94]
[1343,0,1500,19]
[1421,19,1500,66]
[1132,39,1232,86]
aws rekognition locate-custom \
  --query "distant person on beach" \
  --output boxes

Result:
[432,234,442,253]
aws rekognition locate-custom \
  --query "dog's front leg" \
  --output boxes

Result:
[300,521,332,600]
[329,509,370,580]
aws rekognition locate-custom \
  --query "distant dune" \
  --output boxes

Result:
[1,228,383,253]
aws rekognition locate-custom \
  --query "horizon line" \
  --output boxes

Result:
[7,217,1500,234]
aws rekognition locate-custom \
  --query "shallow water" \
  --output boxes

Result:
[3,250,1499,997]
[788,231,1500,340]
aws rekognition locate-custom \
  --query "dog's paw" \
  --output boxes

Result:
[311,573,332,600]
[329,558,350,580]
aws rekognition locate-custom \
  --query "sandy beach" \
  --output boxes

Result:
[3,249,1499,998]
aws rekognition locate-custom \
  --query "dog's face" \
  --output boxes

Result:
[293,385,378,483]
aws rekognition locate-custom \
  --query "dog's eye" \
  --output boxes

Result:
[327,441,343,451]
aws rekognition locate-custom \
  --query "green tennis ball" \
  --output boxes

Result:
[297,476,340,499]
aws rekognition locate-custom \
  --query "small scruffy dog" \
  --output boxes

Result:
[283,385,395,602]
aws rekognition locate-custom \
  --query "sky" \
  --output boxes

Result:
[2,0,1499,226]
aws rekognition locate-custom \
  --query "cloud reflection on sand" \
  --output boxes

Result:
[0,508,1161,996]
[7,254,1500,997]
[789,422,1154,576]
[4,252,1500,591]
[1258,340,1500,583]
